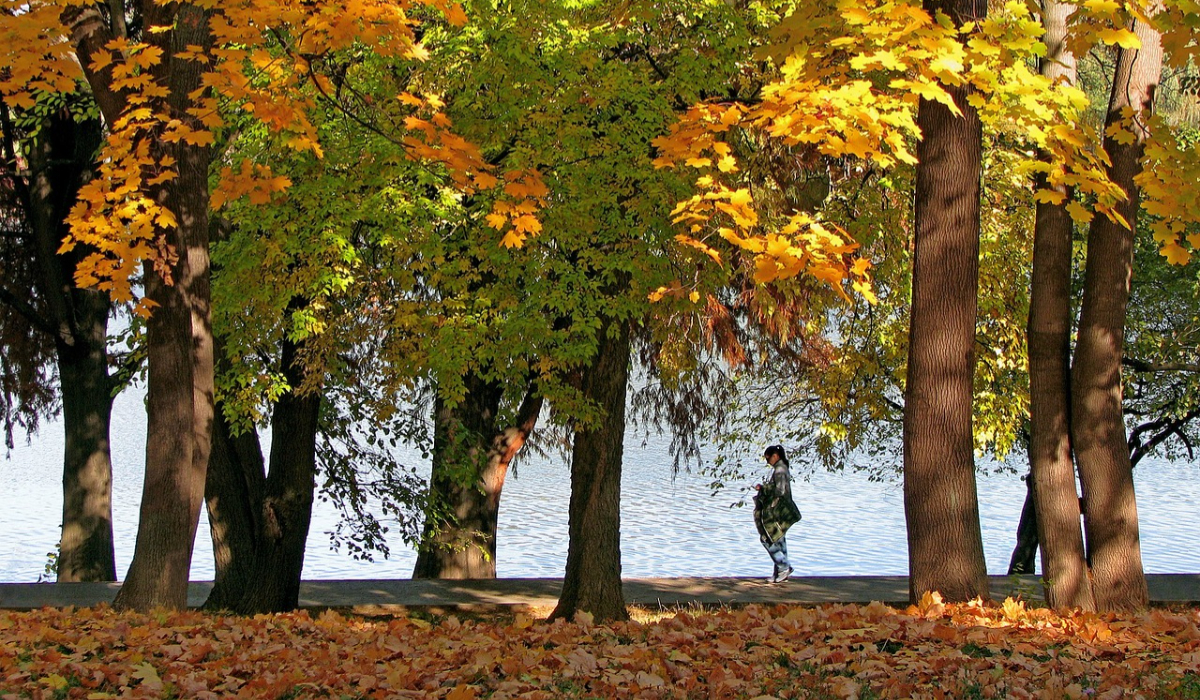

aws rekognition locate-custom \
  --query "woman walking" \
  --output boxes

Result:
[754,445,802,583]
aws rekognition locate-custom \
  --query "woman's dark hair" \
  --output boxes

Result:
[764,444,787,461]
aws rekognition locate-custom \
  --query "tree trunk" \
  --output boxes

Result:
[204,334,321,614]
[202,399,266,610]
[413,378,542,579]
[1071,17,1162,612]
[1027,0,1094,611]
[902,0,989,605]
[551,319,631,623]
[56,328,117,582]
[1007,475,1039,575]
[20,107,117,583]
[113,2,214,611]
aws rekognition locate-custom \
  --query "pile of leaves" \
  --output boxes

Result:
[4,595,1200,699]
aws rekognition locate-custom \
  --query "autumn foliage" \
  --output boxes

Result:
[4,598,1200,698]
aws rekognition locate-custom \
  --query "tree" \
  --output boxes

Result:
[1025,0,1096,611]
[551,316,633,623]
[400,0,771,605]
[3,0,537,609]
[203,325,321,613]
[0,96,118,583]
[53,0,217,610]
[901,0,991,604]
[412,378,541,579]
[1071,15,1164,611]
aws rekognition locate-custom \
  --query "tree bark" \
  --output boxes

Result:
[551,318,632,623]
[413,377,542,579]
[202,398,266,610]
[902,0,989,605]
[111,2,215,611]
[1071,17,1162,612]
[56,325,117,582]
[20,108,117,583]
[1027,0,1094,611]
[204,333,321,614]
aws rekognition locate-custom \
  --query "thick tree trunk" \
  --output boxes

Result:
[56,329,117,582]
[204,334,321,614]
[113,2,214,611]
[902,0,988,605]
[1027,0,1094,611]
[1071,18,1162,612]
[551,319,631,623]
[20,108,117,583]
[413,378,542,579]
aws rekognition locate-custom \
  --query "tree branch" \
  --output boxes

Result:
[0,284,56,336]
[1123,356,1200,373]
[62,3,126,125]
[1129,405,1200,467]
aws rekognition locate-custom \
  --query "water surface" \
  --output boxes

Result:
[2,389,1196,582]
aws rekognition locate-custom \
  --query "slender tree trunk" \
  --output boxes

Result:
[413,378,542,579]
[204,333,321,614]
[113,2,214,611]
[1071,17,1162,612]
[1027,0,1095,611]
[1007,475,1039,575]
[202,399,266,610]
[902,0,989,604]
[20,108,118,583]
[551,319,631,623]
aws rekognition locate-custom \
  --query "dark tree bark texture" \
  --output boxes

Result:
[1071,18,1162,612]
[14,107,118,583]
[80,1,216,611]
[413,378,542,579]
[902,0,989,605]
[551,318,632,623]
[203,335,321,614]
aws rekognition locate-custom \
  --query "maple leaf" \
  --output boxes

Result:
[1161,243,1191,266]
[1034,189,1067,205]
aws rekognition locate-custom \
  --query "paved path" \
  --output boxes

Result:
[3,575,1199,613]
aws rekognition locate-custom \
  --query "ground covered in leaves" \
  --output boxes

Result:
[4,595,1200,699]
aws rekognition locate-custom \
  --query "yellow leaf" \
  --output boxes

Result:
[1034,189,1067,205]
[1161,243,1191,266]
[513,214,542,235]
[1065,201,1094,223]
[90,52,113,72]
[1001,597,1026,621]
[1106,122,1137,145]
[473,171,499,189]
[1083,0,1121,12]
[1096,28,1142,49]
[485,213,508,229]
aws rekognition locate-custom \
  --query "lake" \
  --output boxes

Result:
[2,388,1198,582]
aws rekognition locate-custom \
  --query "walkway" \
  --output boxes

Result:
[3,575,1199,612]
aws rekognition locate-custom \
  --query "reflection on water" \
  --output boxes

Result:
[1,388,1197,582]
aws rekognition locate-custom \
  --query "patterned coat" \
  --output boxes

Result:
[753,458,802,544]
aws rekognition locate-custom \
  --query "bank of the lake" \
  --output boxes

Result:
[2,388,1197,582]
